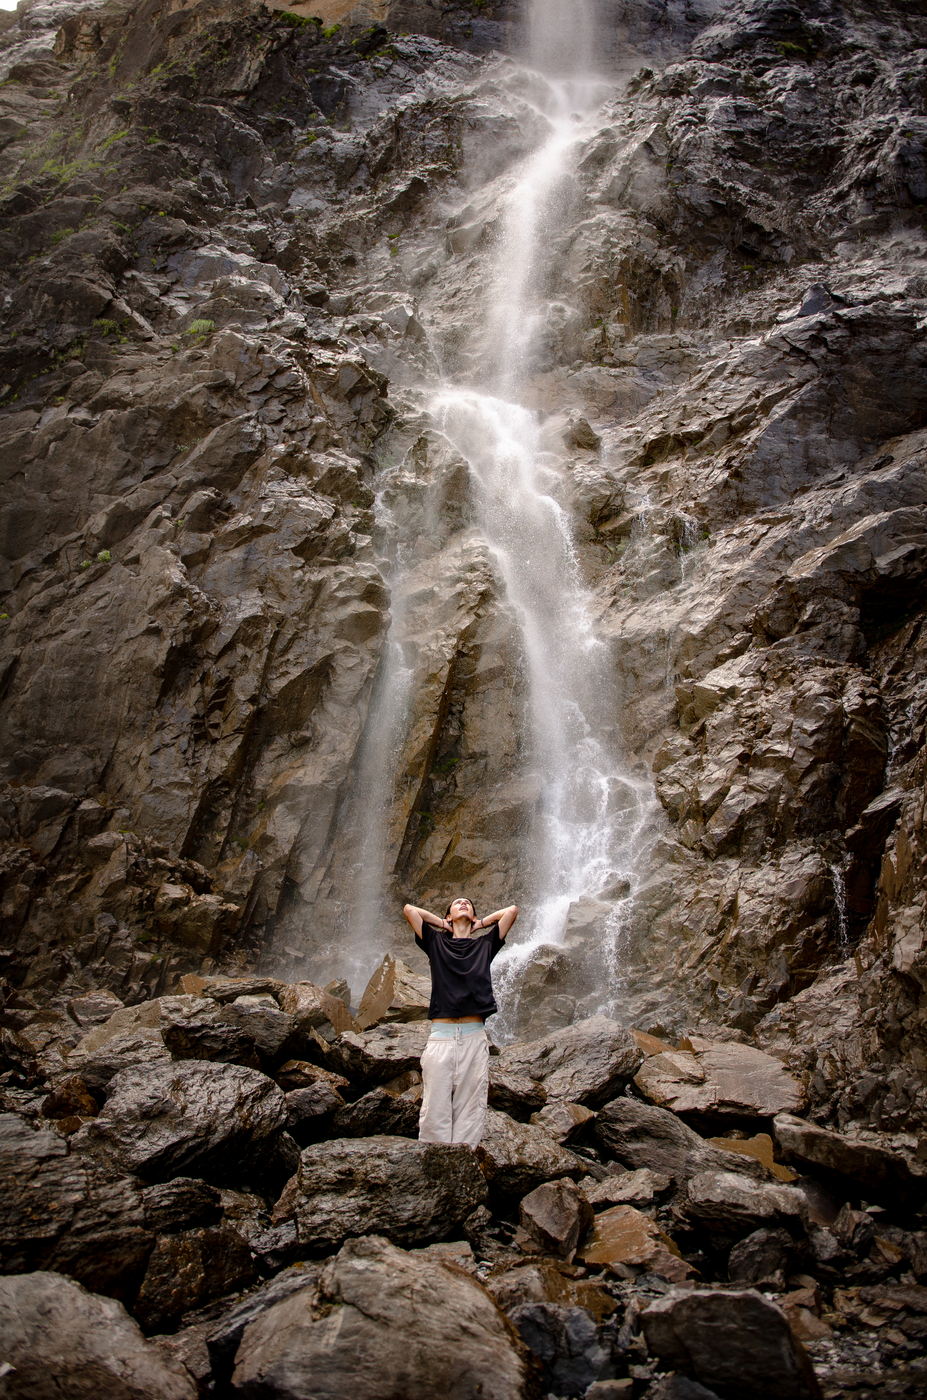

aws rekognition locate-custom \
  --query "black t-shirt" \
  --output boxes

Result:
[415,920,505,1020]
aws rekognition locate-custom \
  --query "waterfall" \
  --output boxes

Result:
[292,0,660,1030]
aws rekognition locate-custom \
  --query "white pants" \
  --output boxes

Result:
[418,1026,489,1147]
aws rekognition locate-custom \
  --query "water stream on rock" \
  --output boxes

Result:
[308,0,661,1027]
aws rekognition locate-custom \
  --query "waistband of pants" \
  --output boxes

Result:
[429,1022,486,1038]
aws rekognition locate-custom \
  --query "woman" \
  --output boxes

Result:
[402,895,518,1146]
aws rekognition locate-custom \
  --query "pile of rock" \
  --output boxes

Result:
[2,962,926,1397]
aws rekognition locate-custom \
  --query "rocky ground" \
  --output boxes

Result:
[2,968,927,1397]
[1,0,927,1392]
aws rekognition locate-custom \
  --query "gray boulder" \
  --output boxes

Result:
[206,1264,323,1384]
[509,1302,607,1398]
[323,1022,430,1084]
[79,1060,287,1183]
[231,1234,532,1399]
[273,1136,487,1250]
[728,1228,796,1288]
[596,1098,771,1184]
[477,1109,586,1196]
[498,1017,643,1105]
[488,1067,547,1121]
[332,1085,421,1138]
[684,1169,808,1234]
[133,1223,256,1333]
[641,1288,822,1400]
[0,1270,196,1398]
[518,1178,594,1259]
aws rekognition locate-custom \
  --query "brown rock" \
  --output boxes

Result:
[517,1178,594,1259]
[498,1017,643,1106]
[636,1038,805,1118]
[133,1223,257,1333]
[276,981,360,1039]
[276,1060,350,1093]
[707,1132,797,1183]
[356,953,431,1028]
[323,1021,431,1084]
[684,1170,808,1233]
[576,1204,692,1282]
[332,1085,420,1138]
[42,1075,98,1120]
[529,1100,594,1144]
[488,1067,547,1121]
[596,1098,774,1185]
[582,1167,671,1207]
[773,1114,921,1201]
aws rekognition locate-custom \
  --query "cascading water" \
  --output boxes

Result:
[299,0,661,1029]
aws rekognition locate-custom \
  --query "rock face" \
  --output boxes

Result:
[0,1270,197,1399]
[635,1037,805,1118]
[497,1019,643,1106]
[274,1136,487,1250]
[231,1234,532,1400]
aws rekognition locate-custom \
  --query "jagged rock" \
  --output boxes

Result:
[576,1204,692,1282]
[285,1083,346,1139]
[0,1271,197,1398]
[683,1170,807,1235]
[486,1259,617,1322]
[231,1235,533,1399]
[636,1038,805,1118]
[221,994,295,1061]
[41,1074,98,1120]
[728,1228,796,1288]
[322,1021,431,1084]
[79,1060,287,1184]
[517,1178,594,1259]
[273,1136,488,1250]
[356,953,431,1028]
[476,1109,586,1196]
[773,1113,922,1201]
[641,1288,822,1400]
[275,981,360,1039]
[332,1084,420,1138]
[161,1007,260,1068]
[488,1067,547,1121]
[206,1263,324,1385]
[508,1302,607,1398]
[646,1381,722,1400]
[595,1098,772,1185]
[133,1222,256,1333]
[140,1177,223,1234]
[529,1100,594,1144]
[66,1028,171,1095]
[276,1060,350,1093]
[67,988,124,1027]
[581,1167,671,1208]
[0,1112,153,1301]
[497,1018,643,1106]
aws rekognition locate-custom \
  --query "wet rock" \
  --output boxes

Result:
[0,1112,153,1302]
[284,1082,346,1139]
[332,1084,420,1138]
[530,1100,594,1143]
[595,1097,771,1185]
[517,1177,594,1259]
[41,1074,98,1120]
[140,1177,223,1235]
[275,980,359,1041]
[636,1038,805,1118]
[476,1109,586,1196]
[509,1301,607,1398]
[0,1270,196,1399]
[487,1258,617,1322]
[67,988,124,1027]
[161,1003,260,1068]
[231,1234,532,1399]
[222,994,295,1061]
[641,1288,822,1400]
[79,1060,287,1184]
[323,1021,430,1084]
[66,1028,172,1096]
[273,1136,487,1250]
[683,1170,807,1234]
[582,1167,672,1207]
[645,1380,721,1400]
[275,1060,350,1094]
[576,1204,692,1282]
[488,1066,547,1121]
[773,1113,922,1201]
[356,952,431,1028]
[498,1017,643,1106]
[728,1227,795,1288]
[133,1222,257,1333]
[205,1262,323,1385]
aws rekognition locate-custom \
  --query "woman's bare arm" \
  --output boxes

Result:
[403,903,450,936]
[474,904,518,938]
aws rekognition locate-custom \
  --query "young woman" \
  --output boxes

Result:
[402,895,518,1146]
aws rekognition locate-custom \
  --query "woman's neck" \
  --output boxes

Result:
[450,916,473,938]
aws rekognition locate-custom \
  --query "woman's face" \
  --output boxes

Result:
[449,898,474,918]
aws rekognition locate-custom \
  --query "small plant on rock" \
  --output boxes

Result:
[185,319,215,339]
[97,549,112,563]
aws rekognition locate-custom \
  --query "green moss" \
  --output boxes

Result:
[322,23,340,38]
[185,318,215,338]
[97,127,130,153]
[51,227,76,245]
[97,549,112,563]
[279,11,321,27]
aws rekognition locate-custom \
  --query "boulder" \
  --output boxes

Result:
[276,1060,350,1093]
[0,1113,153,1302]
[486,1260,617,1323]
[67,1029,171,1095]
[582,1168,671,1208]
[728,1227,796,1288]
[530,1101,594,1143]
[773,1113,922,1201]
[356,953,431,1028]
[0,1271,196,1399]
[488,1067,547,1121]
[133,1223,256,1333]
[595,1098,772,1185]
[198,976,285,1003]
[67,989,124,1028]
[332,1085,420,1138]
[508,1302,607,1398]
[641,1288,822,1399]
[276,981,360,1040]
[273,1136,488,1250]
[140,1177,223,1234]
[206,1264,323,1384]
[160,1004,260,1068]
[498,1017,643,1106]
[576,1204,692,1282]
[285,1083,346,1140]
[683,1170,808,1234]
[636,1038,805,1118]
[477,1109,586,1196]
[79,1061,287,1183]
[222,995,296,1060]
[517,1178,594,1259]
[323,1022,430,1084]
[231,1235,532,1399]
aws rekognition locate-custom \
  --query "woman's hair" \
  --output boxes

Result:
[444,896,477,920]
